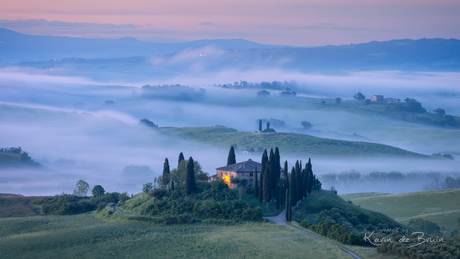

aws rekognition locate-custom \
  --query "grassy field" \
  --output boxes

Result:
[155,126,431,158]
[341,189,460,232]
[0,194,48,218]
[0,213,361,259]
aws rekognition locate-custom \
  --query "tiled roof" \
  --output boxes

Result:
[216,159,262,173]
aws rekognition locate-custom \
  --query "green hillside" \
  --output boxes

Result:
[341,189,460,232]
[0,194,46,218]
[156,126,431,158]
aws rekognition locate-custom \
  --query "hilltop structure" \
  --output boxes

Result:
[211,159,261,188]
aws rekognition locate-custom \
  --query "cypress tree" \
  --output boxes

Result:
[275,147,280,183]
[295,160,301,205]
[259,166,263,203]
[178,152,184,167]
[269,148,276,192]
[306,158,313,194]
[276,182,280,210]
[290,166,296,206]
[285,187,289,221]
[263,162,272,209]
[254,167,259,197]
[186,157,196,195]
[259,119,262,132]
[266,122,270,130]
[162,158,170,186]
[171,180,175,191]
[227,146,236,165]
[283,160,288,178]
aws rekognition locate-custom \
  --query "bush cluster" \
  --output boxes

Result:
[32,192,120,215]
[377,233,460,258]
[142,180,262,221]
[299,207,402,246]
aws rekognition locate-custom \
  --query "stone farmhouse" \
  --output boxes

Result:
[210,159,261,188]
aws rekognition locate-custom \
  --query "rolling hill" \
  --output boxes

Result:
[341,189,460,232]
[155,126,432,158]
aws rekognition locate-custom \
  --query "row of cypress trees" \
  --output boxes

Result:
[162,152,196,195]
[251,147,321,221]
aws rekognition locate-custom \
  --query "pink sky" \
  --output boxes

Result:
[1,0,459,46]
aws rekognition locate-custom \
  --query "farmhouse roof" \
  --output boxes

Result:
[216,159,262,173]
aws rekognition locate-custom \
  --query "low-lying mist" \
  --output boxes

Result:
[1,67,459,196]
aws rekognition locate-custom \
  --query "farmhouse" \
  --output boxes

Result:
[371,95,384,102]
[211,159,261,188]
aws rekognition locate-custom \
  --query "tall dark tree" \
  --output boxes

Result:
[259,119,262,132]
[227,146,236,165]
[171,180,174,191]
[186,157,196,195]
[259,150,268,203]
[263,162,272,209]
[162,158,171,186]
[276,182,280,210]
[295,160,301,204]
[269,148,276,192]
[283,160,288,178]
[290,166,297,206]
[266,122,270,130]
[254,167,259,197]
[178,152,184,166]
[306,158,313,194]
[285,183,290,221]
[275,147,280,182]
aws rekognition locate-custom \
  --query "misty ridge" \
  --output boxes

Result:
[1,27,460,197]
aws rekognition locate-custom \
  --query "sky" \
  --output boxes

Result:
[1,0,459,46]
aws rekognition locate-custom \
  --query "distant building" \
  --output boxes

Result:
[371,95,384,102]
[212,159,262,188]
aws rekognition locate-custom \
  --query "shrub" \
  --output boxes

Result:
[245,186,254,194]
[300,220,312,229]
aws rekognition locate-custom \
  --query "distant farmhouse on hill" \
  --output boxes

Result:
[211,159,261,188]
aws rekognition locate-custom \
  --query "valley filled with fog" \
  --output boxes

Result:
[1,65,459,196]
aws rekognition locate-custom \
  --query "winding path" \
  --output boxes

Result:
[264,210,362,259]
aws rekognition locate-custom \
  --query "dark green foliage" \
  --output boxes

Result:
[408,218,441,235]
[276,183,280,210]
[254,168,258,197]
[162,158,171,186]
[119,192,130,205]
[283,160,288,178]
[91,185,105,198]
[245,186,254,194]
[263,162,272,204]
[230,176,248,188]
[149,189,168,200]
[274,147,280,191]
[300,220,312,229]
[142,181,262,221]
[73,180,89,197]
[227,146,236,165]
[354,92,365,101]
[34,192,120,215]
[377,233,460,259]
[142,182,153,193]
[186,157,196,195]
[259,119,262,131]
[178,152,185,168]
